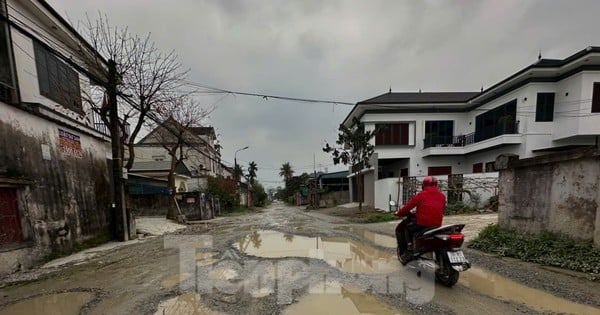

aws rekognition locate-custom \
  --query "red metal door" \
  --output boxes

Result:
[0,188,23,245]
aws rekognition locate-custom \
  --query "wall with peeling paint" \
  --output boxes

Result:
[497,148,600,246]
[0,103,111,275]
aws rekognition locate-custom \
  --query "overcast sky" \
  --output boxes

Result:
[49,0,600,187]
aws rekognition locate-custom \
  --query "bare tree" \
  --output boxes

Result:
[150,95,210,219]
[78,13,188,169]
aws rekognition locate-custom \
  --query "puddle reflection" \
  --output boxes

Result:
[336,226,397,248]
[0,292,93,315]
[461,267,600,315]
[234,230,400,274]
[284,281,402,315]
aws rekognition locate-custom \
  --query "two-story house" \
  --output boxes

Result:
[0,0,112,275]
[133,121,222,191]
[343,46,600,209]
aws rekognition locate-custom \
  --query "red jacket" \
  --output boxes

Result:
[395,186,446,227]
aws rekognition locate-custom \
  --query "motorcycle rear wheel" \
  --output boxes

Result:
[435,265,459,287]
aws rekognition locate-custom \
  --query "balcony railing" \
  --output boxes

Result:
[423,121,519,149]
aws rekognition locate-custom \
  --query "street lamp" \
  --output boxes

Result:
[234,146,249,180]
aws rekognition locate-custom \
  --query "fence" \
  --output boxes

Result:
[374,172,499,211]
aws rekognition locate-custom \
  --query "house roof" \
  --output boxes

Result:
[357,92,479,105]
[344,46,600,126]
[188,126,215,137]
[129,161,191,176]
[319,170,350,180]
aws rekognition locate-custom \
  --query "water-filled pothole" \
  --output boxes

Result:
[283,281,402,315]
[336,226,397,248]
[0,292,93,315]
[234,230,400,274]
[461,267,600,314]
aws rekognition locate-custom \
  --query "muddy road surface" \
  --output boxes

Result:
[1,202,599,315]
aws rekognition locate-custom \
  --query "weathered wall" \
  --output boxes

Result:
[497,149,600,246]
[0,105,111,275]
[319,191,350,208]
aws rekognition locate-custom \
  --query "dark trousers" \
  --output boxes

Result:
[395,219,428,254]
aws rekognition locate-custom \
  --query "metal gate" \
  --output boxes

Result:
[0,188,23,246]
[402,176,418,204]
[448,174,464,203]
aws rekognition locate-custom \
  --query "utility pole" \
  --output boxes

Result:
[108,59,128,241]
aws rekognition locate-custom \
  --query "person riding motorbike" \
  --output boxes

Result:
[394,176,446,264]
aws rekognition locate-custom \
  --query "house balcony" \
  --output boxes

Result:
[423,122,521,156]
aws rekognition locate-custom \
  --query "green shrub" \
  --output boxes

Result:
[366,212,399,223]
[470,224,600,280]
[445,202,479,215]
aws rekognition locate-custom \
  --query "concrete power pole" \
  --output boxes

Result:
[108,59,128,241]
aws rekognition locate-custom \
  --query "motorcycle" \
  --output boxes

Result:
[390,200,471,287]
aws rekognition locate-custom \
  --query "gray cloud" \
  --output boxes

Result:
[49,0,600,186]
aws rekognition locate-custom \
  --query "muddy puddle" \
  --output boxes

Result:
[284,281,402,315]
[336,226,397,248]
[234,230,400,274]
[460,267,600,314]
[0,292,94,315]
[154,293,223,315]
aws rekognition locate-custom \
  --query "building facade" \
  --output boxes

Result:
[0,0,112,274]
[343,47,600,208]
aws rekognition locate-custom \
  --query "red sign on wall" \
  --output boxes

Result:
[58,129,83,158]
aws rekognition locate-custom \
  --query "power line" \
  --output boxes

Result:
[183,80,355,106]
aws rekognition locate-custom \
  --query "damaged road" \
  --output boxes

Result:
[1,202,599,315]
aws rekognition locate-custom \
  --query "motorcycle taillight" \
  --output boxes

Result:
[449,233,465,247]
[449,233,464,241]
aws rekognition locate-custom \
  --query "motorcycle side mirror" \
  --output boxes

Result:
[389,200,397,207]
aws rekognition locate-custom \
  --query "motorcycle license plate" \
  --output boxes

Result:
[447,251,467,264]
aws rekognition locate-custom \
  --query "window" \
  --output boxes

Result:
[424,120,454,147]
[0,0,17,104]
[33,40,82,111]
[485,162,496,172]
[428,166,452,176]
[535,93,555,122]
[475,99,517,142]
[375,123,409,145]
[472,163,483,173]
[593,83,600,113]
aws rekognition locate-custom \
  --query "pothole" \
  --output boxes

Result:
[336,226,397,248]
[283,281,402,315]
[154,293,223,315]
[234,230,400,274]
[161,273,193,289]
[0,292,94,315]
[461,267,600,314]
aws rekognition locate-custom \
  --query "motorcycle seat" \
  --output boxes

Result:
[421,224,465,236]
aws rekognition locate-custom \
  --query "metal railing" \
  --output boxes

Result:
[423,121,519,149]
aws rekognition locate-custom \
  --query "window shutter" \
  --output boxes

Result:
[592,83,600,113]
[33,42,50,96]
[401,123,409,144]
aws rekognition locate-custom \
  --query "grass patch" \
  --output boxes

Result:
[469,224,600,280]
[366,212,400,223]
[221,206,259,217]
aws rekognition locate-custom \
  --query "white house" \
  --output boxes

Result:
[343,46,600,209]
[0,0,112,275]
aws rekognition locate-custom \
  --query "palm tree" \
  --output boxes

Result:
[248,161,258,185]
[279,162,294,183]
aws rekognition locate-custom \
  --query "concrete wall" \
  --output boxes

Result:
[0,104,111,275]
[374,178,399,211]
[497,149,600,246]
